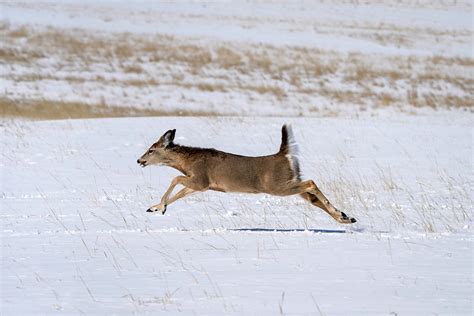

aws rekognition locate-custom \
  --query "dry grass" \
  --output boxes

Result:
[378,92,396,106]
[373,33,412,48]
[247,51,273,73]
[122,64,144,74]
[416,73,473,91]
[0,47,45,63]
[114,43,134,59]
[2,24,473,117]
[192,82,226,92]
[216,46,242,69]
[344,61,405,83]
[174,44,213,68]
[429,55,474,67]
[147,43,213,71]
[255,85,285,98]
[310,60,339,77]
[0,97,219,120]
[345,63,373,82]
[28,30,94,56]
[7,26,29,38]
[407,91,472,109]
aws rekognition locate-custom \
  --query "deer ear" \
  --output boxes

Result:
[161,129,176,147]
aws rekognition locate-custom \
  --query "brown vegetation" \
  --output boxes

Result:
[0,97,219,120]
[1,23,473,119]
[216,46,242,68]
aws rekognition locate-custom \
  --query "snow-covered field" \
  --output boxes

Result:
[1,1,473,315]
[2,116,472,314]
[1,1,472,117]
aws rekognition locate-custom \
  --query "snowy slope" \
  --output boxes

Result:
[2,1,471,56]
[2,116,472,314]
[1,1,473,118]
[1,1,472,314]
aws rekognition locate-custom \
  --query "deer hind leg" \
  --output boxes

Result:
[297,181,356,224]
[147,175,207,214]
[300,192,325,209]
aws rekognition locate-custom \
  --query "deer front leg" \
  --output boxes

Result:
[147,187,196,214]
[146,176,187,214]
[147,176,207,214]
[297,181,356,224]
[164,187,196,208]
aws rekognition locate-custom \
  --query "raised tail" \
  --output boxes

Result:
[279,124,301,181]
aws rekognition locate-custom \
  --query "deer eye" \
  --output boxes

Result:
[148,149,154,154]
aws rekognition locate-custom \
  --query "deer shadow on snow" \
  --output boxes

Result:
[229,228,347,234]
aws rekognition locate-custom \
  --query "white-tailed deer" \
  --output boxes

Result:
[137,125,356,224]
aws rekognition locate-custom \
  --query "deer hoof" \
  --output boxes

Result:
[338,211,357,224]
[157,203,167,215]
[339,217,357,224]
[146,204,167,213]
[146,206,161,213]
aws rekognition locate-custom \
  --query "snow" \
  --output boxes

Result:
[2,2,472,117]
[1,1,471,57]
[1,116,472,314]
[1,1,473,315]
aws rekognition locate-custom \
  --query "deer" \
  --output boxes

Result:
[137,125,356,224]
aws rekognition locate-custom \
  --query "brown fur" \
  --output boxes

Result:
[137,126,356,224]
